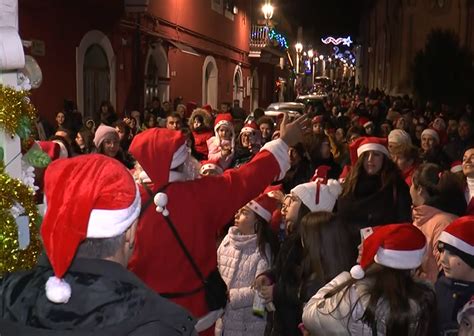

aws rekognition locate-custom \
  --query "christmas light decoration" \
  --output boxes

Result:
[321,36,353,47]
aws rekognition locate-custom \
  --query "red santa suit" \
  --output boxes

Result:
[128,128,290,334]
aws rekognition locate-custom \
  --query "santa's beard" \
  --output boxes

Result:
[169,154,201,182]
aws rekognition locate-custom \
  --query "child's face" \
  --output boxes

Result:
[218,125,232,140]
[234,206,257,235]
[193,119,202,129]
[281,193,301,234]
[439,247,474,281]
[459,310,474,336]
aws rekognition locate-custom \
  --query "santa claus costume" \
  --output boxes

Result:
[128,128,291,334]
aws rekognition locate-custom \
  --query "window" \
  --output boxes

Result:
[211,0,223,14]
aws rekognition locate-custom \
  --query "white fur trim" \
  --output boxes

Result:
[215,120,233,133]
[439,231,474,255]
[200,163,223,175]
[86,187,141,238]
[241,126,256,134]
[350,265,365,279]
[52,140,68,158]
[363,121,373,128]
[45,276,71,303]
[261,139,290,180]
[451,165,463,173]
[171,144,189,169]
[291,179,340,212]
[421,129,439,143]
[357,143,389,157]
[374,245,426,270]
[247,200,271,222]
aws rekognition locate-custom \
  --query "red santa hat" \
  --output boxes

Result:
[312,115,323,124]
[246,193,279,223]
[202,104,213,113]
[438,216,474,257]
[240,121,259,134]
[358,116,373,129]
[291,178,342,213]
[388,129,412,146]
[421,128,440,143]
[38,141,60,161]
[199,159,223,175]
[129,128,188,217]
[41,154,141,303]
[458,295,474,323]
[93,124,119,149]
[350,137,390,165]
[450,161,463,173]
[350,224,426,279]
[214,113,234,133]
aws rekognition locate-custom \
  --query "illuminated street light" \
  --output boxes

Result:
[262,3,274,20]
[307,49,314,58]
[295,42,303,73]
[319,55,324,60]
[295,42,303,53]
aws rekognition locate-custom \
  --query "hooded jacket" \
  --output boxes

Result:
[188,109,214,159]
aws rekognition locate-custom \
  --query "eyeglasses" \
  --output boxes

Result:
[282,194,299,211]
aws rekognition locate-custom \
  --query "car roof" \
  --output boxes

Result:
[267,102,305,110]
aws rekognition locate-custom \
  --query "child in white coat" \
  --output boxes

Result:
[216,193,279,336]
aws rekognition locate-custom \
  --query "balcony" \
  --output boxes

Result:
[250,25,269,57]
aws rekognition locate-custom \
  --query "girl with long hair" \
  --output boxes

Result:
[75,127,94,154]
[411,163,466,283]
[254,178,342,336]
[93,125,134,169]
[303,223,437,336]
[216,194,279,336]
[337,137,412,255]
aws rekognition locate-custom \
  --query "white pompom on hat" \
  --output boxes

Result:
[41,154,141,303]
[291,175,342,213]
[350,224,426,280]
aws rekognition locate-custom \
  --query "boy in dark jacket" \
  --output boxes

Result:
[435,216,474,335]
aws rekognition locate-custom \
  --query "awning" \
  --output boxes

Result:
[168,40,200,57]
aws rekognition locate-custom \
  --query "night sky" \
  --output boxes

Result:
[277,0,362,45]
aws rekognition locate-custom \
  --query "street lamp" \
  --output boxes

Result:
[295,42,303,73]
[307,49,314,86]
[262,3,274,21]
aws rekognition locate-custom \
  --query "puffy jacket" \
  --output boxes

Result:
[215,227,271,336]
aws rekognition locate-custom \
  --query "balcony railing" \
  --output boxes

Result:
[250,25,269,49]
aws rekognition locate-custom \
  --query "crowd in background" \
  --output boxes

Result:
[27,84,474,336]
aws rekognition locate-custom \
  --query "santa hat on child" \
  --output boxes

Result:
[450,161,463,173]
[202,104,213,114]
[438,216,474,268]
[421,128,440,143]
[214,113,233,132]
[93,125,119,149]
[41,154,141,303]
[200,159,224,175]
[358,117,373,129]
[247,193,279,223]
[349,136,390,165]
[240,121,259,134]
[38,141,61,161]
[350,224,426,280]
[312,115,323,124]
[458,296,474,324]
[129,128,188,217]
[291,168,342,213]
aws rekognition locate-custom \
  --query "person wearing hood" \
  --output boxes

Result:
[127,114,308,335]
[207,113,235,170]
[188,108,214,160]
[0,155,196,335]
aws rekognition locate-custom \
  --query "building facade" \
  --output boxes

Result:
[358,0,474,95]
[19,0,279,124]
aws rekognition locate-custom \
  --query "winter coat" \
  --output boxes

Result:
[435,275,474,335]
[128,130,290,333]
[189,109,214,159]
[0,256,196,336]
[263,234,304,336]
[412,205,458,283]
[336,173,412,254]
[281,159,313,194]
[215,227,271,336]
[302,271,424,336]
[207,136,233,170]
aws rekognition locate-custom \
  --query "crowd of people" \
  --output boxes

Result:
[1,86,474,336]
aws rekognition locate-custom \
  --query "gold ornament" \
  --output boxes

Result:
[0,85,36,136]
[0,163,42,274]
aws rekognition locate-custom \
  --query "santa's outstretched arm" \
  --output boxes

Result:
[185,114,308,230]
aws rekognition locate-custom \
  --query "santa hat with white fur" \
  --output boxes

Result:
[291,174,342,213]
[247,193,279,223]
[214,113,234,134]
[421,128,440,143]
[450,161,463,173]
[438,216,474,267]
[41,154,141,303]
[200,159,224,175]
[240,121,259,135]
[349,136,390,165]
[350,224,426,279]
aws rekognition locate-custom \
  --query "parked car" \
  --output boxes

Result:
[295,94,326,114]
[265,102,305,117]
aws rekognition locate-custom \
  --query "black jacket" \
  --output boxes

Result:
[435,275,474,336]
[0,256,196,336]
